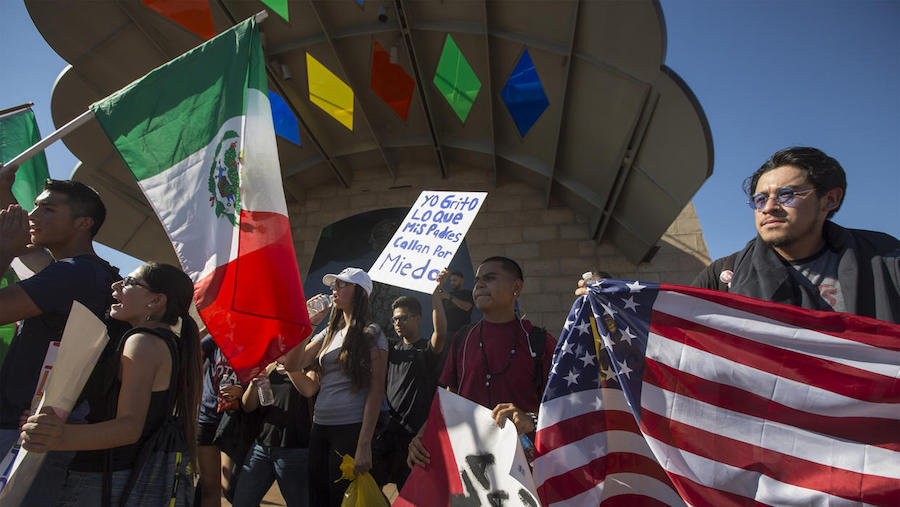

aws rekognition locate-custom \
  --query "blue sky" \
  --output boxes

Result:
[1,1,898,276]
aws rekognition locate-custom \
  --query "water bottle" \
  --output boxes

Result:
[256,376,274,406]
[306,294,332,315]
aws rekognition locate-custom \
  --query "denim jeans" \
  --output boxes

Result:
[232,444,309,507]
[56,469,131,507]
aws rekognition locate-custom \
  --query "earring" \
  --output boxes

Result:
[145,314,152,322]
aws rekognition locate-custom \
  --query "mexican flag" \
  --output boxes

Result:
[90,17,311,382]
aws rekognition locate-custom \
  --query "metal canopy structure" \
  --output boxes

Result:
[26,0,713,265]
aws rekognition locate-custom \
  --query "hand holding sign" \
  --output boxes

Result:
[369,191,486,293]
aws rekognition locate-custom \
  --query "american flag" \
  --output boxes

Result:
[533,279,900,506]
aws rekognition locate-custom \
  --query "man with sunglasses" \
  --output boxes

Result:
[372,270,449,491]
[0,176,121,501]
[692,146,899,323]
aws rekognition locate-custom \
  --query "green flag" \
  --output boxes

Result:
[0,107,51,212]
[0,269,18,365]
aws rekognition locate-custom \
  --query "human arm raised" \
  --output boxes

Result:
[430,269,449,354]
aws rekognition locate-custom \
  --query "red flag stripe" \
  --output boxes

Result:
[194,210,309,382]
[643,357,900,451]
[650,310,900,402]
[537,452,674,505]
[394,392,464,506]
[640,381,900,481]
[664,470,772,507]
[535,408,640,455]
[599,494,681,507]
[660,284,900,352]
[640,407,900,504]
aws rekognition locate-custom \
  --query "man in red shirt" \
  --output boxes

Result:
[407,256,556,468]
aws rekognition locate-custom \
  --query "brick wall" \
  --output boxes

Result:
[286,170,710,338]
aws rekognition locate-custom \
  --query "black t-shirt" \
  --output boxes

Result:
[255,370,311,448]
[443,289,474,336]
[0,255,119,428]
[385,337,440,435]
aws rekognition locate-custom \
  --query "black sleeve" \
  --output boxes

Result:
[691,262,722,290]
[691,252,739,292]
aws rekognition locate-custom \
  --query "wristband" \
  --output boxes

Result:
[527,412,538,429]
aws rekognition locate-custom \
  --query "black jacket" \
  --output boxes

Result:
[692,222,900,324]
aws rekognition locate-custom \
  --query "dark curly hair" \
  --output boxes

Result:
[743,147,846,219]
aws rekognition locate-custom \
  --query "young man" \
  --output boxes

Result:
[439,270,473,338]
[0,177,121,501]
[372,270,449,490]
[407,257,556,468]
[692,147,900,323]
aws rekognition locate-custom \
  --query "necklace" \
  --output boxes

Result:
[477,320,519,407]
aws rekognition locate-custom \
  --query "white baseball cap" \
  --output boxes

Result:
[322,267,373,297]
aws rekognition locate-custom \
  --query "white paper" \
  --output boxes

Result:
[438,389,539,505]
[0,301,109,505]
[369,190,487,294]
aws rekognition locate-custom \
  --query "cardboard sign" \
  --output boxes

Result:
[0,302,109,504]
[369,190,486,294]
[396,389,539,506]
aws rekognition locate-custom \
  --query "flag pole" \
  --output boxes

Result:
[0,103,35,121]
[2,11,268,172]
[1,110,93,170]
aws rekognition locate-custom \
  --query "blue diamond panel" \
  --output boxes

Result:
[500,49,549,137]
[268,90,301,146]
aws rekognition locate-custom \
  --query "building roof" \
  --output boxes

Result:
[27,0,713,265]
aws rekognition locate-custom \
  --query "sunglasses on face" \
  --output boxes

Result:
[747,185,816,211]
[392,315,412,324]
[122,276,150,289]
[330,280,352,290]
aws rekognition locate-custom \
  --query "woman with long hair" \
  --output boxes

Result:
[21,262,202,505]
[285,267,387,506]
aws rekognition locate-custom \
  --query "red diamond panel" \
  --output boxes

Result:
[370,41,415,121]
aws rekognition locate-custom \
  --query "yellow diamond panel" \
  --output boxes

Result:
[306,52,354,130]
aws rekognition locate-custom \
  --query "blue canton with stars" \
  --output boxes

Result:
[544,279,660,422]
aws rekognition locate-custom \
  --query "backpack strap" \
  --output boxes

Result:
[116,327,181,507]
[529,326,548,404]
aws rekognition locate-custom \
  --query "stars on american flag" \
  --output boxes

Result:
[543,278,660,407]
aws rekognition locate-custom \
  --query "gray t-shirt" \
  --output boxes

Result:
[312,323,387,425]
[789,248,846,313]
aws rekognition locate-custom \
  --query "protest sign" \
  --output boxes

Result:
[0,302,108,505]
[396,389,538,506]
[369,190,486,293]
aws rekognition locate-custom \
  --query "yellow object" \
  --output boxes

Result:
[306,52,354,130]
[335,453,388,507]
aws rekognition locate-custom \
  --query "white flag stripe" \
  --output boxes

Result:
[532,429,656,483]
[655,291,900,377]
[241,88,287,216]
[644,435,876,507]
[139,117,243,281]
[640,383,900,480]
[647,331,900,420]
[537,388,631,429]
[547,473,687,507]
